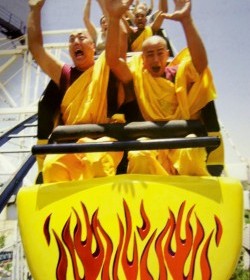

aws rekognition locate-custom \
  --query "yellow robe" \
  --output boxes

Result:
[61,52,109,125]
[42,52,123,183]
[131,26,153,52]
[127,48,217,176]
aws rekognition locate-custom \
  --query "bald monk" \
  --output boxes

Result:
[105,0,217,176]
[28,0,124,182]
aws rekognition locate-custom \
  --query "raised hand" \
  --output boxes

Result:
[28,0,45,9]
[162,0,191,22]
[105,0,133,18]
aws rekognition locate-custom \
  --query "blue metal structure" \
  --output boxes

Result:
[0,5,26,43]
[0,114,37,213]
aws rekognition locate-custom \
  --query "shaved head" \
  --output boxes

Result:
[142,35,167,52]
[141,35,169,77]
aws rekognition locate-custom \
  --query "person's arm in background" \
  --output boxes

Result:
[159,0,168,12]
[150,11,165,33]
[83,0,98,43]
[148,0,154,14]
[119,20,129,60]
[134,0,140,7]
[105,0,133,84]
[162,0,207,73]
[27,0,63,85]
[123,9,135,26]
[148,0,167,23]
[121,15,135,35]
[97,0,108,17]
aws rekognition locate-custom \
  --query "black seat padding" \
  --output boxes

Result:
[48,120,208,144]
[37,80,63,140]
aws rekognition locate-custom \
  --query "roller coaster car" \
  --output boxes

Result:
[36,79,225,177]
[16,80,243,280]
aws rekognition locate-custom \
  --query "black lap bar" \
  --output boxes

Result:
[32,136,220,155]
[48,120,208,143]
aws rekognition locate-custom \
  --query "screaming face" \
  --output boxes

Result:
[68,31,95,71]
[142,36,169,77]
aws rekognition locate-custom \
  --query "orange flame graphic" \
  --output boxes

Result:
[43,200,223,279]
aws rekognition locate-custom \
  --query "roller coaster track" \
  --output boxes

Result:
[0,114,37,212]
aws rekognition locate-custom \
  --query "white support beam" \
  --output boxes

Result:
[0,107,37,114]
[0,55,18,74]
[0,82,17,107]
[0,49,23,56]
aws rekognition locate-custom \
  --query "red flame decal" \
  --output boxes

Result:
[44,213,51,245]
[200,231,213,280]
[121,199,139,279]
[53,230,68,279]
[214,215,223,246]
[140,230,156,279]
[137,201,151,240]
[44,200,223,279]
[163,202,199,279]
[155,216,172,280]
[113,216,124,280]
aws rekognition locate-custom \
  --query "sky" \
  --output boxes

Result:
[2,0,250,179]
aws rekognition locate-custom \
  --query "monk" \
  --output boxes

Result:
[124,3,165,52]
[28,0,124,182]
[105,0,217,176]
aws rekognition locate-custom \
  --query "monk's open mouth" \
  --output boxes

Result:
[75,49,84,57]
[151,66,161,73]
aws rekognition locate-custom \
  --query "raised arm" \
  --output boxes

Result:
[159,0,168,13]
[83,0,98,43]
[105,0,133,84]
[27,0,63,85]
[150,11,164,33]
[148,0,154,13]
[162,0,207,73]
[97,0,108,17]
[149,0,168,34]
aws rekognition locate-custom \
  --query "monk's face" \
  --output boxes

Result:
[68,31,95,71]
[142,37,169,77]
[134,8,147,30]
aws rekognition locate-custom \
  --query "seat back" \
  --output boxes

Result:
[36,80,63,182]
[37,80,63,140]
[201,101,224,176]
